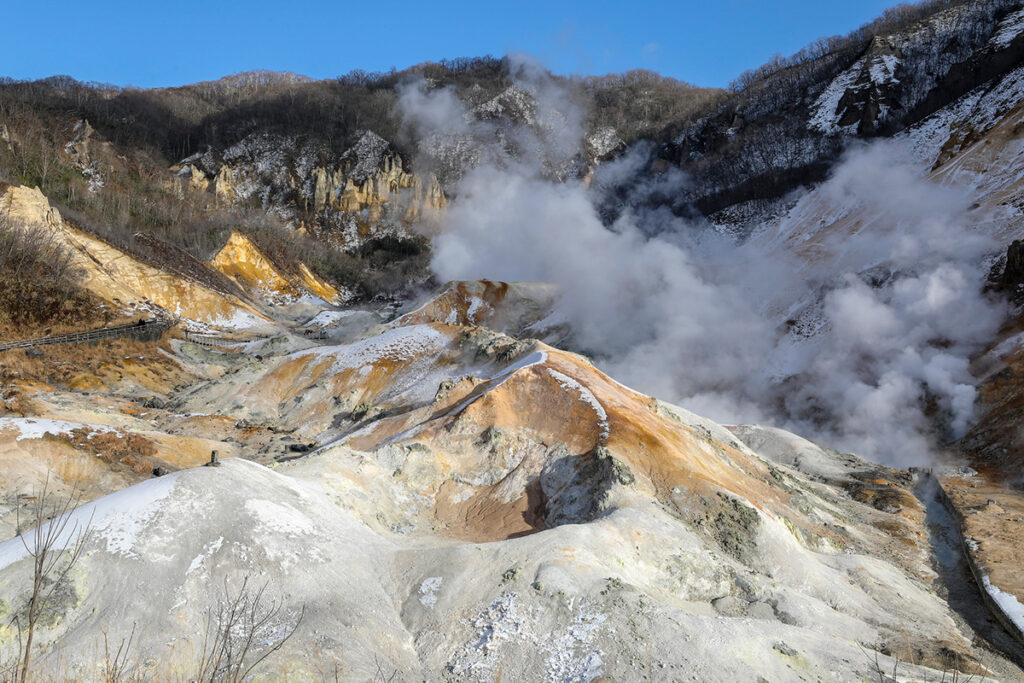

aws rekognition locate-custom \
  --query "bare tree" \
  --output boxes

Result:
[194,576,304,682]
[102,623,140,683]
[0,645,18,683]
[10,476,93,683]
[372,655,399,683]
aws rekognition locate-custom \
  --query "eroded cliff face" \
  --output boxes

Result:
[326,164,444,220]
[309,151,446,244]
[173,131,446,250]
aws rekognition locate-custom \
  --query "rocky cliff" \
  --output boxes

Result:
[643,0,1024,234]
[173,131,446,250]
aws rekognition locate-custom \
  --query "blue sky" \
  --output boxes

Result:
[4,1,900,88]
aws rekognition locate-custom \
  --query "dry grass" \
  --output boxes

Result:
[0,212,93,327]
[59,429,159,476]
[0,333,180,393]
[0,311,132,341]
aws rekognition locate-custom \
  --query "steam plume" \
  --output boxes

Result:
[399,65,1006,467]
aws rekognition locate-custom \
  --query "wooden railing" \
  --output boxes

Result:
[184,328,327,349]
[0,318,173,352]
[183,331,241,349]
[0,318,331,354]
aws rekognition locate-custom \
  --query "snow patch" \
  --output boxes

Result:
[210,308,266,330]
[447,591,607,681]
[990,8,1024,49]
[490,350,548,385]
[244,500,315,535]
[473,86,538,125]
[981,574,1024,634]
[868,53,900,86]
[419,575,443,607]
[341,131,391,184]
[291,325,448,374]
[0,417,118,442]
[185,536,224,576]
[450,592,534,676]
[82,163,104,193]
[988,331,1024,361]
[586,126,624,159]
[89,477,178,557]
[305,310,359,328]
[466,296,489,323]
[809,61,862,134]
[542,602,607,683]
[546,369,609,439]
[0,474,179,569]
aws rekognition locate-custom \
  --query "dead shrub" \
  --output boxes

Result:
[0,210,91,326]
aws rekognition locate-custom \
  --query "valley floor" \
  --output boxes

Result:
[1,285,1022,681]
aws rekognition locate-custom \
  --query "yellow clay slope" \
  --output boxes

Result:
[1,185,269,327]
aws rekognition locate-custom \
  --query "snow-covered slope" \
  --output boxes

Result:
[0,429,989,680]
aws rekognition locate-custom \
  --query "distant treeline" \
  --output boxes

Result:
[0,56,721,166]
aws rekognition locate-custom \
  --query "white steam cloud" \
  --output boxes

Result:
[398,65,1006,467]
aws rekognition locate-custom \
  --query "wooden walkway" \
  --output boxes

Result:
[183,331,242,349]
[1,318,329,354]
[0,318,174,352]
